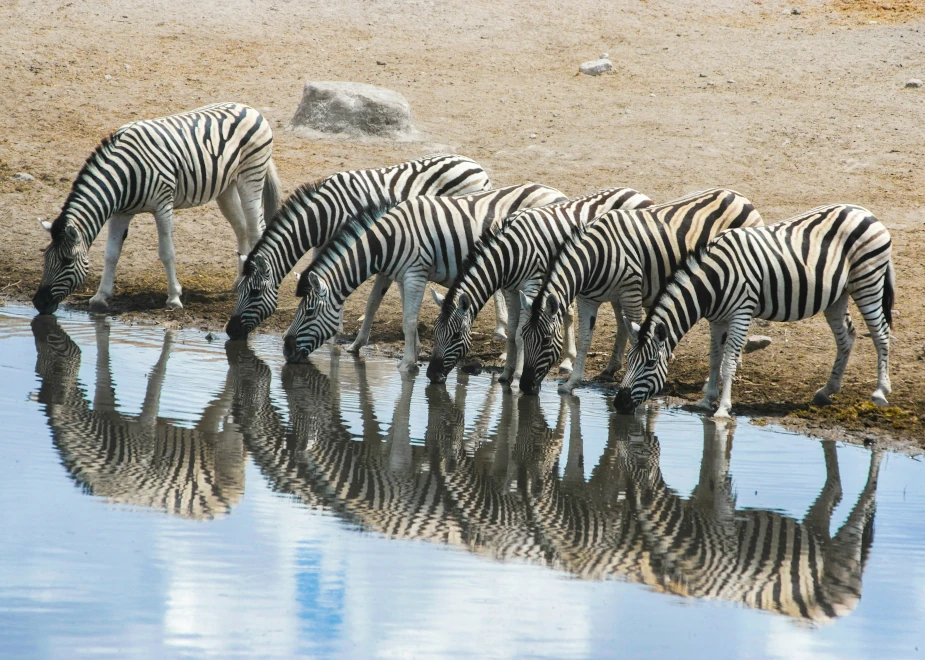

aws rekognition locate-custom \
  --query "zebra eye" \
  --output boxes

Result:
[249,288,262,299]
[645,358,658,368]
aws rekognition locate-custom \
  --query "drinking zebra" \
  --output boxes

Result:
[225,154,496,342]
[33,102,282,314]
[615,204,894,417]
[519,188,763,395]
[282,183,567,369]
[427,187,653,386]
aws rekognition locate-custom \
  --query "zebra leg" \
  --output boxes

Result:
[89,213,133,312]
[398,274,426,373]
[559,298,599,393]
[500,290,521,384]
[153,206,183,309]
[216,186,250,290]
[600,300,627,379]
[714,316,750,418]
[853,282,892,407]
[697,321,728,410]
[348,274,392,353]
[493,291,508,341]
[235,174,268,239]
[558,301,578,374]
[813,292,855,406]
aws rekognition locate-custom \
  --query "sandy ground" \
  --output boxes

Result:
[1,0,923,443]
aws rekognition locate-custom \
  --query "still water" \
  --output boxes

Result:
[1,303,923,659]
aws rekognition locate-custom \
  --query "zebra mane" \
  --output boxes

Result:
[294,203,392,296]
[529,220,591,317]
[443,224,508,309]
[638,245,711,340]
[243,178,326,275]
[52,132,122,236]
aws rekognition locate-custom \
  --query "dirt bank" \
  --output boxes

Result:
[1,0,923,443]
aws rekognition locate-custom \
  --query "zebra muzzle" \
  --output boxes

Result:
[225,315,249,341]
[283,334,309,363]
[32,287,59,315]
[613,388,637,414]
[426,357,448,383]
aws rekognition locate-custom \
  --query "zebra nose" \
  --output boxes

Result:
[613,388,637,414]
[32,287,58,315]
[519,368,540,395]
[283,334,302,362]
[225,315,248,340]
[427,358,447,384]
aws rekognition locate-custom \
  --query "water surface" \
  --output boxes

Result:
[1,304,923,659]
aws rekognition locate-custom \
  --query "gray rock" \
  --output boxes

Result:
[289,81,416,140]
[12,172,35,182]
[744,335,772,353]
[579,59,613,76]
[905,78,923,88]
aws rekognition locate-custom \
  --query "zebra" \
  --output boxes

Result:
[30,315,245,519]
[426,187,653,386]
[282,183,567,369]
[621,412,882,623]
[518,188,763,395]
[33,102,282,314]
[225,154,497,342]
[614,204,894,417]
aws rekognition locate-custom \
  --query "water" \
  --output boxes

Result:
[1,303,924,659]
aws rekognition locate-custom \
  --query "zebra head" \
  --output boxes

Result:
[614,321,670,414]
[283,272,340,363]
[226,254,277,340]
[33,220,90,314]
[428,289,476,383]
[519,290,565,395]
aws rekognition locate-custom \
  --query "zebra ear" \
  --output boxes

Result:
[64,225,80,244]
[545,295,559,316]
[430,288,446,308]
[519,291,534,313]
[40,219,53,233]
[458,292,471,313]
[307,272,328,298]
[655,323,668,343]
[627,320,640,343]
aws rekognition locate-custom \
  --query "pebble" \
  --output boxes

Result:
[12,172,35,182]
[529,133,537,139]
[744,335,773,353]
[205,332,215,342]
[905,79,923,88]
[791,7,802,14]
[376,60,386,66]
[579,59,613,76]
[699,73,707,78]
[104,74,112,80]
[600,52,609,59]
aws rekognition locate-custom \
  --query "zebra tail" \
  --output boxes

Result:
[883,259,895,329]
[263,157,283,226]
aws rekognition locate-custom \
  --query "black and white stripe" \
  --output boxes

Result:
[31,316,245,520]
[33,102,281,314]
[519,188,763,395]
[427,187,653,386]
[282,183,567,368]
[615,204,894,417]
[225,154,493,340]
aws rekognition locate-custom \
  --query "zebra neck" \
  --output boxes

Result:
[61,192,112,246]
[648,268,712,354]
[460,238,512,313]
[316,228,389,303]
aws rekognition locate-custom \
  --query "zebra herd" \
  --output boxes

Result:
[30,315,882,623]
[33,103,896,416]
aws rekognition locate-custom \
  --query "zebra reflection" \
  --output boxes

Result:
[219,347,881,624]
[31,316,245,519]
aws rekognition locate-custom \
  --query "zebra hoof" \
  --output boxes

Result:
[557,381,576,394]
[165,298,184,310]
[493,330,507,342]
[713,407,732,419]
[88,296,110,313]
[346,342,363,354]
[871,391,889,407]
[695,397,715,411]
[812,390,834,407]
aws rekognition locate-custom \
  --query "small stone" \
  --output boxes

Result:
[744,335,772,353]
[905,78,923,88]
[104,74,112,80]
[699,73,707,77]
[376,60,386,66]
[579,59,613,76]
[529,133,537,139]
[707,81,716,86]
[791,7,802,14]
[205,332,215,342]
[600,52,609,59]
[12,172,35,182]
[124,64,131,71]
[727,79,736,84]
